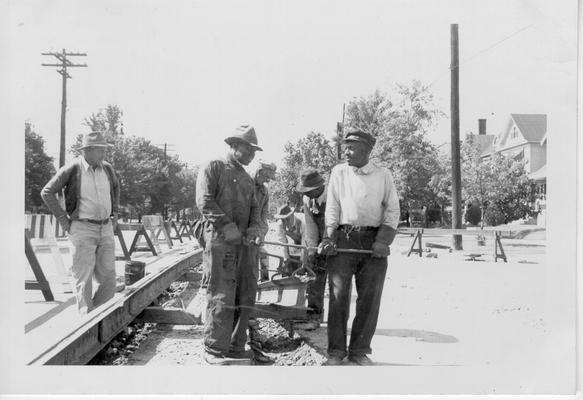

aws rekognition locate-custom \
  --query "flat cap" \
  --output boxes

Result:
[343,129,376,148]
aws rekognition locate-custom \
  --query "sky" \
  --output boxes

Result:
[4,0,578,168]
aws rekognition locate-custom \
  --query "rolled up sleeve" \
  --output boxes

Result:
[382,171,400,230]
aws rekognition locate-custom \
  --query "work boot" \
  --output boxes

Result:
[323,355,344,366]
[203,352,228,366]
[347,354,374,366]
[294,319,320,331]
[226,349,254,359]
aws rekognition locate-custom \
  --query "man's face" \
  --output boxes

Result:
[83,146,107,167]
[304,185,325,199]
[256,169,273,185]
[343,141,371,168]
[233,142,256,166]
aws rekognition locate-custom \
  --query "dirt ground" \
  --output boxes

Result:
[88,226,576,394]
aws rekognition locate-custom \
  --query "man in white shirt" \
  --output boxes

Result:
[319,129,400,366]
[42,131,120,314]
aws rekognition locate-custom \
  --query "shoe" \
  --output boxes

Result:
[294,319,320,331]
[226,349,254,359]
[323,355,344,366]
[203,352,228,365]
[252,351,273,364]
[347,354,373,366]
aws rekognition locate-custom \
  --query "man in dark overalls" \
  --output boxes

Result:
[295,169,328,331]
[196,125,263,364]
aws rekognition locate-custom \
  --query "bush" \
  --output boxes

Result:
[484,204,506,226]
[465,201,482,226]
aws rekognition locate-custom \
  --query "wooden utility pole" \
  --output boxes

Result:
[41,49,87,168]
[336,103,345,160]
[450,24,463,250]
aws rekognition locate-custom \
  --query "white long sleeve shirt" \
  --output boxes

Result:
[325,161,400,230]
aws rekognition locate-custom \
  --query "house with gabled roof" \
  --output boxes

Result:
[481,114,547,192]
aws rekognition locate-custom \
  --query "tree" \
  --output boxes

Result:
[72,105,193,219]
[25,122,56,212]
[345,81,445,209]
[461,134,534,226]
[84,105,124,137]
[271,132,337,209]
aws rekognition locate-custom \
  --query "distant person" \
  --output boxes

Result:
[196,125,263,365]
[274,204,305,276]
[319,129,400,366]
[252,161,277,282]
[295,169,328,331]
[41,131,120,314]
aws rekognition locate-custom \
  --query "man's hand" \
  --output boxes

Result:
[57,215,71,233]
[222,222,242,245]
[371,242,390,258]
[371,224,396,258]
[317,238,337,256]
[245,226,261,245]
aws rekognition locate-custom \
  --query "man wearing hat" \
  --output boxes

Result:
[274,204,305,276]
[319,129,400,365]
[41,131,120,314]
[196,124,263,364]
[252,160,277,281]
[295,169,328,330]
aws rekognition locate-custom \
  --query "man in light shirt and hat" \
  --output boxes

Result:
[252,160,277,282]
[42,131,120,314]
[319,129,400,366]
[274,204,305,276]
[196,124,264,364]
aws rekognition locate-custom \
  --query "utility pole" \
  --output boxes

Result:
[450,24,463,250]
[41,49,87,168]
[336,103,345,160]
[156,143,176,220]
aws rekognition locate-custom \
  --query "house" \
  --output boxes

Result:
[480,114,547,194]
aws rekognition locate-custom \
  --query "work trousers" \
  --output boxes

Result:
[202,228,258,356]
[68,220,116,314]
[306,255,328,319]
[326,229,388,358]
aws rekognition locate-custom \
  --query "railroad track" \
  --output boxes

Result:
[26,247,202,365]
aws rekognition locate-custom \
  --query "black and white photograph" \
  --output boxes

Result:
[1,0,580,397]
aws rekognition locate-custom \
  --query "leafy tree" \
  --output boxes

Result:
[271,132,337,209]
[71,105,194,219]
[25,123,56,212]
[345,81,444,209]
[461,134,534,226]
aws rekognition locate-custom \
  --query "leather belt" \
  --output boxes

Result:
[338,224,378,232]
[77,218,111,225]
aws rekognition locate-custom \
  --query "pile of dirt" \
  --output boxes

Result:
[250,318,327,366]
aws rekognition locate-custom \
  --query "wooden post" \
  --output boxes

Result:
[450,24,463,250]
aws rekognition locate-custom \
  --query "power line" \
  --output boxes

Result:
[428,24,534,88]
[41,49,87,167]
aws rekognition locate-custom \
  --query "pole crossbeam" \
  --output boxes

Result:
[41,48,87,168]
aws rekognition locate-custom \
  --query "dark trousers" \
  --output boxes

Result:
[326,230,388,358]
[202,229,258,355]
[306,255,328,319]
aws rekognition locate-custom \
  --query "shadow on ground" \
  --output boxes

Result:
[374,328,458,343]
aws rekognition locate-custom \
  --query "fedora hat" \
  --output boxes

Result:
[343,129,376,148]
[79,131,113,150]
[256,160,277,179]
[274,204,295,219]
[224,125,263,151]
[296,169,325,193]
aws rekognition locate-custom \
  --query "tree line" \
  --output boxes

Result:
[25,82,535,226]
